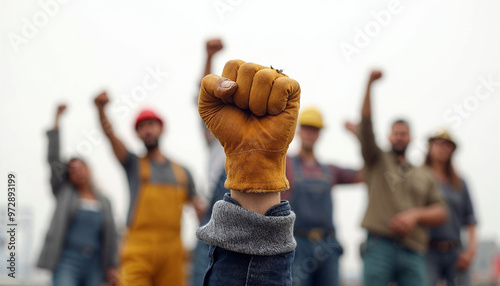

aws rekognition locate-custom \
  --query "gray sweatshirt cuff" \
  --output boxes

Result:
[196,200,296,256]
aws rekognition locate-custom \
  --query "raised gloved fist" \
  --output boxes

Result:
[199,60,300,193]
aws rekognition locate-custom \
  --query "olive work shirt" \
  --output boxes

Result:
[360,117,446,253]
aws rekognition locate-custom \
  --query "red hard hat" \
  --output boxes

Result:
[135,109,163,130]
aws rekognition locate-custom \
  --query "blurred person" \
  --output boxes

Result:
[282,106,363,286]
[38,104,118,286]
[355,70,448,286]
[190,38,230,286]
[196,59,300,285]
[425,130,478,286]
[94,93,203,286]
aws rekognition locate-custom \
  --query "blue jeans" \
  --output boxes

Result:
[204,245,294,286]
[426,248,470,286]
[52,247,103,286]
[363,233,425,286]
[292,236,343,286]
[191,240,211,286]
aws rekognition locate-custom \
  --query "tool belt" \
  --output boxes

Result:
[429,240,460,252]
[294,228,335,241]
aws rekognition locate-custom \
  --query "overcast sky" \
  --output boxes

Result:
[1,0,499,280]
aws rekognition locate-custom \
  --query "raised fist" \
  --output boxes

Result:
[56,104,67,117]
[369,70,382,83]
[206,39,223,57]
[199,60,300,192]
[94,91,109,109]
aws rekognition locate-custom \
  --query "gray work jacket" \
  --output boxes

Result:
[37,129,118,274]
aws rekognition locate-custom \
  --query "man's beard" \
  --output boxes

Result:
[392,145,406,156]
[144,139,159,151]
[301,143,313,152]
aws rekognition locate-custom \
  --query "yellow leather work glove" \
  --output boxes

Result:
[199,60,301,193]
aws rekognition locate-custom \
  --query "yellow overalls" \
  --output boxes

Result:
[120,156,188,286]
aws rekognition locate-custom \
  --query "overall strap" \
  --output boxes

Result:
[139,156,151,183]
[170,161,188,188]
[291,155,304,183]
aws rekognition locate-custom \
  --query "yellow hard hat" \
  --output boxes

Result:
[428,129,457,149]
[298,106,324,129]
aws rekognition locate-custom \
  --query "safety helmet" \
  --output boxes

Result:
[298,106,324,129]
[135,109,164,130]
[428,129,457,149]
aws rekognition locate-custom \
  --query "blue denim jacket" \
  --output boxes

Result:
[198,194,296,286]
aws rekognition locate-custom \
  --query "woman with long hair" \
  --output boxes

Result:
[425,130,478,286]
[37,104,118,286]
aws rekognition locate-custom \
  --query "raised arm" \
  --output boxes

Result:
[48,104,68,195]
[94,92,128,164]
[362,70,382,118]
[203,39,223,79]
[359,70,383,165]
[200,39,224,147]
[344,120,360,139]
[197,60,299,262]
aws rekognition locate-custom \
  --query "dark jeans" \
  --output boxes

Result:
[191,240,211,286]
[426,248,470,286]
[363,233,425,286]
[292,236,343,286]
[204,245,294,286]
[52,247,103,286]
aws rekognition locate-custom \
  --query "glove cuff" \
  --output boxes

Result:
[224,149,289,192]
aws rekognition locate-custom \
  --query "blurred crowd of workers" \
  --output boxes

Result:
[37,39,477,286]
